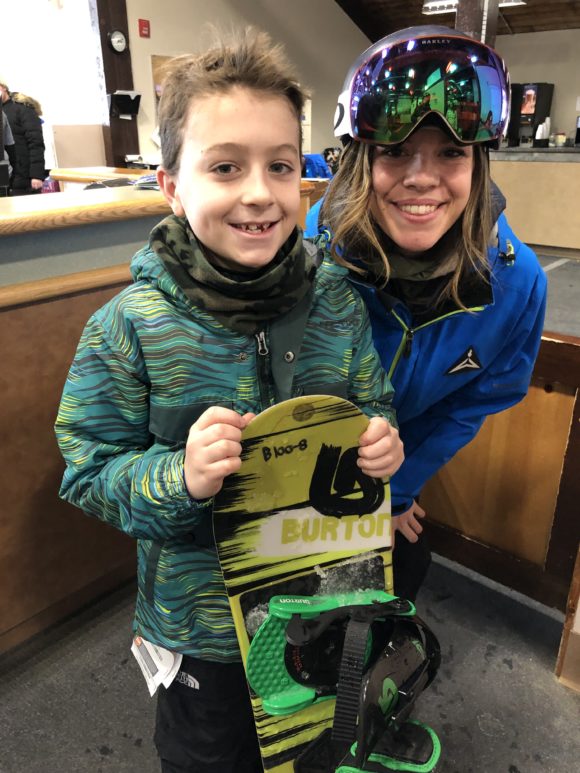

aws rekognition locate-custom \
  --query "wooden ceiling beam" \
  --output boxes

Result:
[334,0,580,39]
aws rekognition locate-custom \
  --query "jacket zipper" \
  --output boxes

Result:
[255,330,271,409]
[403,329,414,358]
[388,306,485,380]
[255,331,269,356]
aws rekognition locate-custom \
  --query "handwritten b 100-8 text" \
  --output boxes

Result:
[262,439,308,462]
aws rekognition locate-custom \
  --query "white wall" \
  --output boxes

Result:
[0,0,107,126]
[125,0,370,159]
[1,4,578,161]
[495,29,580,140]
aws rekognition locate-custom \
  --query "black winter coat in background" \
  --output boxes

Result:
[2,98,45,193]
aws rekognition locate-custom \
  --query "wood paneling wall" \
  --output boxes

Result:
[422,333,580,611]
[0,269,134,655]
[490,160,580,252]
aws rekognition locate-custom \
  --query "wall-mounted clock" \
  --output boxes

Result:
[108,29,128,54]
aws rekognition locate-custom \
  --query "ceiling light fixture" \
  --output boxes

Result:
[422,0,458,14]
[422,0,526,14]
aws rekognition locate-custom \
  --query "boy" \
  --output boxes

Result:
[55,29,403,773]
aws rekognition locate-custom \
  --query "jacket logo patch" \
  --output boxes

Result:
[175,671,200,690]
[446,347,482,375]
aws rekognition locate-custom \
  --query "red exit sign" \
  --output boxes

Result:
[138,19,150,38]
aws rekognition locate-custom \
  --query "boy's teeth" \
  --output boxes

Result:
[239,223,270,232]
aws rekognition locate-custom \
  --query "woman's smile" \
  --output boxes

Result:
[392,200,445,218]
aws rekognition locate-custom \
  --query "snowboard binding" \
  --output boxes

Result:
[246,590,441,772]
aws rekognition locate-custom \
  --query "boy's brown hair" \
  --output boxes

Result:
[158,28,308,176]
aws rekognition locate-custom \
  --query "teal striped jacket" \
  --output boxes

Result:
[55,237,396,662]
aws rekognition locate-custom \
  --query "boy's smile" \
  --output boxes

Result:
[158,87,302,272]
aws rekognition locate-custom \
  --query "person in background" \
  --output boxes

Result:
[1,108,16,186]
[0,81,46,194]
[55,29,403,773]
[411,92,432,123]
[305,26,547,601]
[302,150,332,178]
[323,145,342,175]
[10,92,57,180]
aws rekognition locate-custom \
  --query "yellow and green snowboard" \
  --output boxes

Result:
[213,395,394,772]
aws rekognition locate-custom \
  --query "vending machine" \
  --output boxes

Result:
[507,82,554,146]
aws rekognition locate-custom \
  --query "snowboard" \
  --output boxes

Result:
[212,395,394,772]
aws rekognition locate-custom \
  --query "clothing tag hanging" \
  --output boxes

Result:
[131,635,183,696]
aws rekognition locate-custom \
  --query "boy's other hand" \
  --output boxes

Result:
[184,407,256,499]
[393,500,426,543]
[357,417,404,478]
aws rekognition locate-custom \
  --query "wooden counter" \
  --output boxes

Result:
[0,186,169,236]
[49,166,146,186]
[0,176,319,238]
[490,152,580,253]
[0,177,320,287]
[0,187,167,287]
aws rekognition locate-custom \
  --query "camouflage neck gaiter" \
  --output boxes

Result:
[150,215,315,334]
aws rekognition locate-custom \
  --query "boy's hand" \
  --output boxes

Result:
[393,500,426,543]
[184,407,255,500]
[357,417,404,478]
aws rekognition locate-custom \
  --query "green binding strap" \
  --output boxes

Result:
[246,590,415,716]
[337,721,441,773]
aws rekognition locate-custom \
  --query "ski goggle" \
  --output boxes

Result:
[334,27,510,147]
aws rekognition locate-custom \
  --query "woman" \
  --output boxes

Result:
[305,26,547,600]
[0,82,46,194]
[10,92,58,181]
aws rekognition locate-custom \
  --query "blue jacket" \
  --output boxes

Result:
[305,201,547,513]
[303,153,332,178]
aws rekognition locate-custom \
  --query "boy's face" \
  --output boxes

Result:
[158,87,302,272]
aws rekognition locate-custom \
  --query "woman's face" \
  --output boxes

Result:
[369,127,474,255]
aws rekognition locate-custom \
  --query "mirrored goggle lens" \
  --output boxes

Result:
[348,38,508,144]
